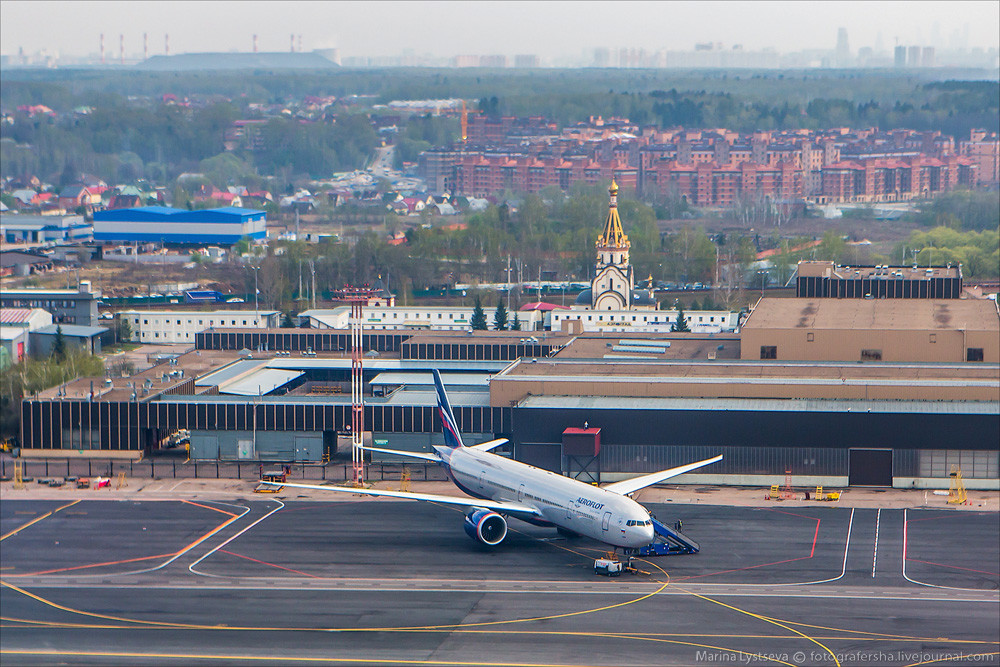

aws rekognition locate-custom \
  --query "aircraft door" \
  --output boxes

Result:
[602,511,612,533]
[517,484,524,502]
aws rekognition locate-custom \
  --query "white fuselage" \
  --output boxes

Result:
[441,446,656,549]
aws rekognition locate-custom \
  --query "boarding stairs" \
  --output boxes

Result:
[632,518,700,556]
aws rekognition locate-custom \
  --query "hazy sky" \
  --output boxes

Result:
[2,1,998,60]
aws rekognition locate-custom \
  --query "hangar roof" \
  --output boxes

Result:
[743,298,999,332]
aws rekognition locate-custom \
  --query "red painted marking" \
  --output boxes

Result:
[905,558,999,577]
[675,508,821,582]
[218,549,320,578]
[673,555,813,581]
[6,552,177,577]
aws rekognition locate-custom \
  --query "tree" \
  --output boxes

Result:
[493,302,509,331]
[510,312,521,332]
[52,325,67,360]
[671,308,690,333]
[281,312,295,328]
[115,316,132,344]
[470,297,488,330]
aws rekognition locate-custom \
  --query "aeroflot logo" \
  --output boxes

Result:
[577,498,604,510]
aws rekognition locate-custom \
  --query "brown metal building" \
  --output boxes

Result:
[740,298,999,363]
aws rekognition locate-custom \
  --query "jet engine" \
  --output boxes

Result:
[463,508,508,546]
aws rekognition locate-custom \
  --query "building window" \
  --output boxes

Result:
[929,333,936,343]
[243,321,247,326]
[807,332,814,342]
[967,348,984,362]
[760,346,777,359]
[861,349,882,361]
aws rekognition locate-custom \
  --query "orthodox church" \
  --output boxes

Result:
[573,181,657,311]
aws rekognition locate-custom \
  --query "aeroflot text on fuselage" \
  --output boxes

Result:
[577,498,604,510]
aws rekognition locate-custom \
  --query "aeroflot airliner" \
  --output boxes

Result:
[266,370,721,550]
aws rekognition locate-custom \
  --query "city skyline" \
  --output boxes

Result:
[2,0,999,63]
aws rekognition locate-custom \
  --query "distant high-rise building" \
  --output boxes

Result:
[922,46,935,68]
[514,54,539,68]
[835,27,851,65]
[593,48,610,67]
[479,54,507,68]
[908,45,921,67]
[894,45,907,68]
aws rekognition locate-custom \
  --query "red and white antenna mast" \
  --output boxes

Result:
[165,33,170,56]
[119,34,124,65]
[253,34,258,53]
[100,33,105,64]
[143,32,148,61]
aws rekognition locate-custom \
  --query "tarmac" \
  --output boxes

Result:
[1,476,998,666]
[3,476,998,511]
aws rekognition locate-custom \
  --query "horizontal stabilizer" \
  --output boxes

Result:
[469,438,508,452]
[603,455,723,496]
[360,445,440,462]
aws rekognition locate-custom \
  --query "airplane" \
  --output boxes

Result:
[264,370,722,551]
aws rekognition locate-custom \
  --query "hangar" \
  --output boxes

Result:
[18,322,998,489]
[92,206,266,245]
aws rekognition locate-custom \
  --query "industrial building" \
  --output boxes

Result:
[17,320,998,489]
[119,309,281,344]
[0,213,93,245]
[92,206,266,245]
[795,260,963,299]
[740,297,999,363]
[0,282,102,327]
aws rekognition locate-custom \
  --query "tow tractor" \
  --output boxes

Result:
[594,556,624,576]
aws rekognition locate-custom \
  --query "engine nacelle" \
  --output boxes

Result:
[463,508,508,546]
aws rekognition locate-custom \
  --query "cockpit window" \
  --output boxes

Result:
[626,519,653,527]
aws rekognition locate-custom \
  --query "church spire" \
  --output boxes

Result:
[597,180,629,248]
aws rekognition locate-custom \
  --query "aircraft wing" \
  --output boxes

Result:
[261,480,542,517]
[469,438,508,452]
[360,445,441,462]
[602,455,723,496]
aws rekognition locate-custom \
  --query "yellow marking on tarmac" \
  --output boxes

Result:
[0,650,602,667]
[0,500,80,542]
[905,653,1000,666]
[639,557,844,667]
[182,500,237,517]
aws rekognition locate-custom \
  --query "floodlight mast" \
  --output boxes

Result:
[334,286,380,487]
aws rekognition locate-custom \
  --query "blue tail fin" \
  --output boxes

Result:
[433,369,465,449]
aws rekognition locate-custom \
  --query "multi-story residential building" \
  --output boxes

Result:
[959,129,1000,184]
[418,118,986,203]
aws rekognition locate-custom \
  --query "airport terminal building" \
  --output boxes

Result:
[93,206,266,245]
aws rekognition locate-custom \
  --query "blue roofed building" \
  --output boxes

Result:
[92,206,266,245]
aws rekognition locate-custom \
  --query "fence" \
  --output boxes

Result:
[0,458,449,483]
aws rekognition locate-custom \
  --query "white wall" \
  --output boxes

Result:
[120,309,279,344]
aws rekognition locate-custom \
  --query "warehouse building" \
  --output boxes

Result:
[93,206,266,245]
[740,297,999,363]
[796,260,963,299]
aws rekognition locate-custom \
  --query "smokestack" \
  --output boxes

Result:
[119,34,124,64]
[100,33,105,64]
[298,35,303,53]
[165,33,170,56]
[253,34,258,53]
[290,34,295,52]
[143,32,148,61]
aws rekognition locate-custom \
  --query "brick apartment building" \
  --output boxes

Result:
[419,118,987,203]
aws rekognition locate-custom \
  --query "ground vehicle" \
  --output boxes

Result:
[594,557,623,576]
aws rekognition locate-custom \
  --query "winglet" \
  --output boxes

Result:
[433,369,465,449]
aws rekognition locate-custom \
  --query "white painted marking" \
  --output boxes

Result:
[872,508,881,578]
[168,481,186,492]
[189,500,285,576]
